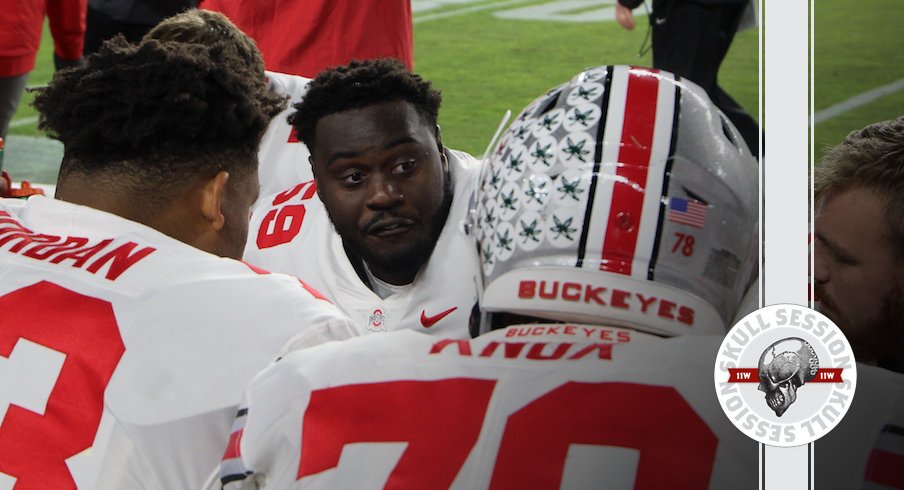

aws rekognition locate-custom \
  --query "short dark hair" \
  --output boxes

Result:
[33,35,286,187]
[815,116,904,249]
[289,58,442,153]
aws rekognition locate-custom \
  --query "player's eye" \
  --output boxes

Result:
[392,159,417,175]
[817,236,858,266]
[833,252,858,266]
[341,171,365,186]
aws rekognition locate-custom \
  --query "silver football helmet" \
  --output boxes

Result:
[471,65,758,336]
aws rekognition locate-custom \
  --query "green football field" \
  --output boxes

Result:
[811,0,904,156]
[413,0,758,157]
[4,0,902,181]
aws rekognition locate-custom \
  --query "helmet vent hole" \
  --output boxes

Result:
[535,90,563,116]
[682,187,709,205]
[720,115,741,151]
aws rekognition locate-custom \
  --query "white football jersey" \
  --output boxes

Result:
[814,364,904,490]
[259,71,314,198]
[244,149,483,338]
[0,196,360,489]
[218,325,758,489]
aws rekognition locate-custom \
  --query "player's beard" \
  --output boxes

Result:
[816,272,904,366]
[337,172,453,284]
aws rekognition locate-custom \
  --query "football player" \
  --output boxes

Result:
[812,116,904,487]
[813,116,904,373]
[148,15,479,337]
[814,364,904,489]
[0,36,359,488]
[243,59,483,337]
[215,65,763,489]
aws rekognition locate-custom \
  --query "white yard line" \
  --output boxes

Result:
[9,116,38,128]
[413,0,537,23]
[812,78,904,125]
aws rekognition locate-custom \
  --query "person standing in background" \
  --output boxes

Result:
[0,0,85,187]
[0,0,85,139]
[83,0,197,55]
[197,0,413,77]
[615,0,760,159]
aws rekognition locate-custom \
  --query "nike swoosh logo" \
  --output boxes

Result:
[420,307,458,328]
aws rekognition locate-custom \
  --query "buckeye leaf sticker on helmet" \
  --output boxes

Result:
[470,65,758,337]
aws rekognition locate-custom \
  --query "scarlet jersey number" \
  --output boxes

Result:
[296,380,716,488]
[256,181,318,249]
[491,382,717,489]
[299,379,496,486]
[0,282,125,489]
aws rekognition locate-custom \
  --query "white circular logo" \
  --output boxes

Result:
[713,304,857,447]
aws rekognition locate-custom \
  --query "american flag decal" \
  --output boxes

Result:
[668,197,707,229]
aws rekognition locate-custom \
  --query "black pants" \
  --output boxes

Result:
[650,0,760,158]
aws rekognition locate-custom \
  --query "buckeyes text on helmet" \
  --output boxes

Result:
[472,65,758,337]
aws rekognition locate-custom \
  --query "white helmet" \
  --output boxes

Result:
[471,65,758,336]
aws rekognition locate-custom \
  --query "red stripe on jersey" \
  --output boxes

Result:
[297,278,332,303]
[241,261,331,302]
[241,261,272,275]
[287,126,300,143]
[600,68,659,275]
[865,449,904,488]
[223,429,244,460]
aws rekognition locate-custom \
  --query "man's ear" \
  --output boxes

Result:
[200,170,230,231]
[308,155,325,201]
[435,124,448,169]
[435,124,444,149]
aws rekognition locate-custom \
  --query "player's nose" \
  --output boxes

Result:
[365,175,403,210]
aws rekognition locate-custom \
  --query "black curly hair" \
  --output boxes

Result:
[33,35,286,188]
[144,9,266,81]
[289,58,442,153]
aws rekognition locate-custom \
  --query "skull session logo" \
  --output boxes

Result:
[757,337,821,417]
[713,304,857,447]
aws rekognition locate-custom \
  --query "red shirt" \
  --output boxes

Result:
[198,0,413,77]
[0,0,86,77]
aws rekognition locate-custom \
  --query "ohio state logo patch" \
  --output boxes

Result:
[367,307,387,333]
[713,304,857,447]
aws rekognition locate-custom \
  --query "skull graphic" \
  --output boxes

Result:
[757,338,819,417]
